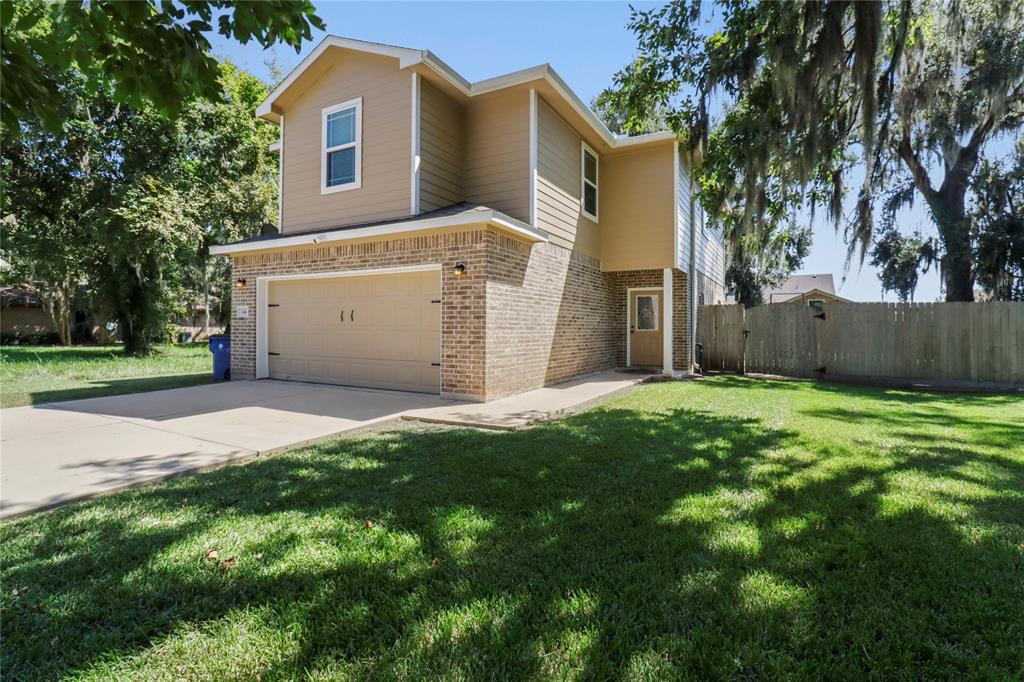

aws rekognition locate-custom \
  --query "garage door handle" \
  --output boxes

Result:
[339,309,345,324]
[350,309,355,322]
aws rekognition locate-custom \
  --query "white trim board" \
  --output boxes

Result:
[410,72,421,215]
[625,286,663,368]
[580,140,599,222]
[672,140,680,268]
[210,211,548,256]
[529,88,538,227]
[277,115,284,229]
[255,264,443,384]
[662,268,674,376]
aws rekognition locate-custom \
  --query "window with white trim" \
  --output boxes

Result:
[581,141,599,221]
[807,298,825,310]
[322,98,362,194]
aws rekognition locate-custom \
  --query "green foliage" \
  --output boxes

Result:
[591,59,671,135]
[610,0,1024,301]
[0,0,323,130]
[2,60,276,354]
[726,224,812,307]
[970,144,1024,300]
[870,227,938,301]
[92,179,202,355]
[0,71,96,344]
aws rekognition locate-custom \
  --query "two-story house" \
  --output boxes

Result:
[211,36,726,401]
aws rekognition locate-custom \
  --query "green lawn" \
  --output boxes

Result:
[0,344,212,407]
[2,377,1022,679]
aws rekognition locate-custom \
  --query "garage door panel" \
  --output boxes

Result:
[267,270,441,393]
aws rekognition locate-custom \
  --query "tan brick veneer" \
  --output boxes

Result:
[229,226,691,401]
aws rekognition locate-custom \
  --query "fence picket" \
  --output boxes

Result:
[696,301,1024,386]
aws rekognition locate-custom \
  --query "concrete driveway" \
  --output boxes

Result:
[0,380,452,518]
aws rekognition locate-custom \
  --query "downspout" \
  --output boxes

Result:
[688,165,697,373]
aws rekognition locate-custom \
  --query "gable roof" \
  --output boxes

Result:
[256,35,678,152]
[763,274,838,302]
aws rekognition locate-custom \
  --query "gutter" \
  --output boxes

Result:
[209,210,548,256]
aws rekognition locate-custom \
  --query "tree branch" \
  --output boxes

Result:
[895,135,937,203]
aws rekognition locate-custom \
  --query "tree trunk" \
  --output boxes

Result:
[202,261,210,341]
[927,182,975,302]
[122,321,150,355]
[43,286,73,345]
[59,286,72,345]
[120,280,152,356]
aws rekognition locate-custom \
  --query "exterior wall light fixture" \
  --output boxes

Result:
[235,278,247,288]
[453,262,467,279]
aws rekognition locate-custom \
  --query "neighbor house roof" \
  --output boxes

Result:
[763,274,839,303]
[256,35,680,153]
[209,202,547,256]
[0,286,44,308]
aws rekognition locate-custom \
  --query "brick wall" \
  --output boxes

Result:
[229,228,489,399]
[611,268,690,372]
[227,227,692,401]
[672,269,691,372]
[484,235,618,399]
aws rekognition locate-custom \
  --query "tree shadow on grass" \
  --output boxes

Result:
[702,373,1023,403]
[19,373,213,406]
[2,402,1022,679]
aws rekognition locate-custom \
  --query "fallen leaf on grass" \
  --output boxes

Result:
[221,557,237,571]
[204,549,219,560]
[365,520,375,529]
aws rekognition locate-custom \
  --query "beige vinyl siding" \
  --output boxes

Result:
[281,51,411,233]
[419,79,465,212]
[677,149,692,272]
[463,89,530,222]
[599,144,675,271]
[535,98,600,256]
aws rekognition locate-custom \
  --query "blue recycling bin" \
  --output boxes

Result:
[208,335,231,381]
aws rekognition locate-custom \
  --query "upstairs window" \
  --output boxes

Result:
[581,141,599,221]
[322,97,362,194]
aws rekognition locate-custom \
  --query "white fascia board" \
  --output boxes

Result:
[210,212,547,256]
[420,50,472,93]
[614,130,678,148]
[672,140,681,269]
[529,88,538,226]
[268,141,281,153]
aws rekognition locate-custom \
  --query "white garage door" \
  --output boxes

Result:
[267,269,441,393]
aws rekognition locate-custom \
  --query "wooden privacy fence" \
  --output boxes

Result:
[697,301,1024,386]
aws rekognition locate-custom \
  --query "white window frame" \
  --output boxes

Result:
[635,294,659,331]
[580,141,599,222]
[321,97,362,195]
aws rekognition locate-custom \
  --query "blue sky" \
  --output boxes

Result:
[212,1,949,302]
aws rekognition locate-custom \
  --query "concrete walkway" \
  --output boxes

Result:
[0,371,646,518]
[0,381,450,518]
[404,370,647,430]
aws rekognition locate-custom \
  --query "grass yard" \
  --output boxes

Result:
[1,377,1022,679]
[0,343,211,407]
